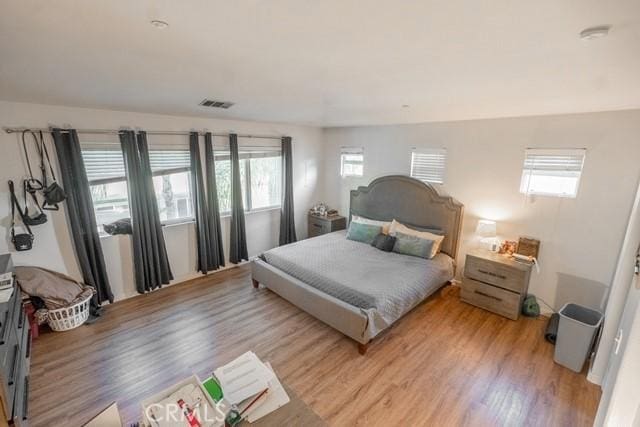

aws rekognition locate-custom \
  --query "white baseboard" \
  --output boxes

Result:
[587,370,603,386]
[110,263,244,303]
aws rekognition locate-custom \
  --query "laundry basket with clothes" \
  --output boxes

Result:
[15,266,94,331]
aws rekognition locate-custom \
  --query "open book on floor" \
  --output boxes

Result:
[208,351,290,423]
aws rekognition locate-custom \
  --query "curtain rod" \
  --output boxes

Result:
[2,127,284,140]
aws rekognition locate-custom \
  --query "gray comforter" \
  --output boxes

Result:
[262,230,454,333]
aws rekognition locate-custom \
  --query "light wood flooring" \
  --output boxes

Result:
[29,265,600,426]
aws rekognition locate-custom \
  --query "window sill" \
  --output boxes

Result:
[225,205,282,218]
[98,206,281,239]
[520,191,577,199]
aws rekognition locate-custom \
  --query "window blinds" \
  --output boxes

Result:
[82,148,190,184]
[82,149,126,183]
[340,147,364,177]
[520,148,586,197]
[410,148,447,184]
[148,150,190,173]
[522,149,585,175]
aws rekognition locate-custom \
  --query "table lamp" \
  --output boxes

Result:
[476,219,498,251]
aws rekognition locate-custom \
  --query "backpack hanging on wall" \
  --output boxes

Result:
[22,130,66,211]
[8,180,34,251]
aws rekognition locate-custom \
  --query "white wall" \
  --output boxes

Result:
[590,179,640,384]
[0,101,324,300]
[323,110,640,312]
[597,286,640,426]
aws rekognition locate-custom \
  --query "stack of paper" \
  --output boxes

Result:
[0,276,14,304]
[246,362,290,423]
[212,351,290,423]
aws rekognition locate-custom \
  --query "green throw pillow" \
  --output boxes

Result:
[392,231,435,259]
[346,222,382,245]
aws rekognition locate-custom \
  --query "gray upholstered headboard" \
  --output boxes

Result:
[349,175,464,260]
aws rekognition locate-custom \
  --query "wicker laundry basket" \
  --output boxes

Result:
[47,294,92,331]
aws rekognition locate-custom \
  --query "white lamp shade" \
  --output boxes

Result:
[476,219,497,238]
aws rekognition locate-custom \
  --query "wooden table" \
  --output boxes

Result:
[247,384,325,426]
[86,384,325,427]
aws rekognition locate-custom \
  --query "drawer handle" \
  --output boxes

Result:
[312,223,322,228]
[474,290,503,302]
[8,344,19,386]
[477,269,507,280]
[18,306,25,329]
[0,310,9,345]
[22,375,29,420]
[26,329,32,359]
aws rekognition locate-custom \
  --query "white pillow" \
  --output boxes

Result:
[351,215,392,235]
[388,219,445,258]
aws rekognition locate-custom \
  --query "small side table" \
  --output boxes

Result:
[460,249,533,320]
[307,214,346,238]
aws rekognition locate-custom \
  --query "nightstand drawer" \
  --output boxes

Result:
[460,278,521,320]
[308,217,330,237]
[307,215,346,238]
[465,255,527,293]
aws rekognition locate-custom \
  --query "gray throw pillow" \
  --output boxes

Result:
[371,233,396,252]
[346,222,382,245]
[392,231,435,259]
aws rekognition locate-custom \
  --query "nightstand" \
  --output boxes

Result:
[460,249,533,320]
[307,214,346,238]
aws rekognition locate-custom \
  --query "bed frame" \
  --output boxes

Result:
[251,175,464,354]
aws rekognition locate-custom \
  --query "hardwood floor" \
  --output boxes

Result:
[29,265,600,426]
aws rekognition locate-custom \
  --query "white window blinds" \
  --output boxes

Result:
[520,148,586,197]
[340,147,364,177]
[82,147,190,184]
[410,148,447,184]
[148,150,190,173]
[82,148,126,183]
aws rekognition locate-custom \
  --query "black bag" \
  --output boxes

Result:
[103,218,133,235]
[43,182,66,208]
[8,180,34,251]
[22,179,47,226]
[22,130,66,211]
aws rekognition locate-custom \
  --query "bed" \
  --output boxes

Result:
[251,175,464,354]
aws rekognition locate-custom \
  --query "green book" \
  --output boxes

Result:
[202,376,224,402]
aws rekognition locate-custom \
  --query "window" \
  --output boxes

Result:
[410,148,447,184]
[82,147,193,227]
[82,148,131,227]
[82,144,281,229]
[520,148,586,198]
[148,150,193,223]
[214,150,281,213]
[340,147,364,177]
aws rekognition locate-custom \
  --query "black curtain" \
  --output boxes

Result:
[204,132,225,268]
[279,136,297,245]
[229,133,248,263]
[51,128,114,307]
[120,130,173,293]
[189,132,224,273]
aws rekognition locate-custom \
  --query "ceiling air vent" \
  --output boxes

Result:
[199,99,234,109]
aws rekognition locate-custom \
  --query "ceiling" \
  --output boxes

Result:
[1,1,639,127]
